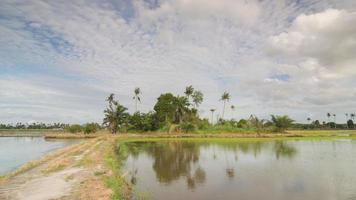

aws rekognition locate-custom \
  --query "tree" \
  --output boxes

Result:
[333,114,336,128]
[154,93,179,125]
[271,115,294,132]
[83,123,100,134]
[103,94,129,134]
[220,91,230,119]
[184,85,194,103]
[351,113,355,120]
[307,117,311,123]
[230,105,236,119]
[345,113,349,121]
[347,119,354,129]
[210,109,216,124]
[174,96,189,124]
[133,87,141,113]
[248,115,266,135]
[327,113,331,122]
[192,90,203,108]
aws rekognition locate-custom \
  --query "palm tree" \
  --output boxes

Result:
[133,87,141,113]
[192,90,203,108]
[351,113,355,121]
[174,96,189,124]
[184,85,194,103]
[271,115,294,133]
[220,91,230,119]
[230,105,235,119]
[103,94,129,134]
[210,109,216,124]
[307,117,311,123]
[345,113,349,121]
[333,114,336,128]
[327,113,331,122]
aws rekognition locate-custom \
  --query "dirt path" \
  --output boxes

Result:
[0,137,113,200]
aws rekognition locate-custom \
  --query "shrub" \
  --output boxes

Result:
[65,124,82,133]
[83,123,100,134]
[179,122,196,133]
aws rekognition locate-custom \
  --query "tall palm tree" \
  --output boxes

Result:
[307,117,311,123]
[345,113,349,121]
[351,113,355,121]
[230,105,235,119]
[184,85,194,103]
[103,94,129,134]
[210,109,216,124]
[327,113,331,122]
[220,91,230,119]
[175,96,189,124]
[192,90,203,108]
[133,87,141,113]
[333,114,336,128]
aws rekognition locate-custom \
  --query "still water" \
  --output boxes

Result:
[121,139,356,200]
[0,137,80,174]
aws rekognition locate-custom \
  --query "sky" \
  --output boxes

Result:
[0,0,356,124]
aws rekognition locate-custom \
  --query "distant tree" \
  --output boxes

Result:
[220,91,230,119]
[133,87,141,113]
[184,85,194,103]
[313,120,320,128]
[230,105,236,119]
[129,112,159,132]
[327,113,331,122]
[307,117,311,123]
[210,109,216,124]
[345,113,349,121]
[351,113,355,120]
[191,90,203,108]
[174,96,189,124]
[248,115,266,135]
[103,94,129,134]
[65,124,82,133]
[347,120,354,129]
[83,123,100,134]
[271,115,294,132]
[333,114,336,128]
[154,93,179,126]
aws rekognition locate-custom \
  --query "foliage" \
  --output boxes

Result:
[270,115,294,132]
[83,123,100,134]
[179,122,197,133]
[347,120,354,129]
[103,94,130,134]
[191,90,203,108]
[65,124,82,133]
[129,112,159,132]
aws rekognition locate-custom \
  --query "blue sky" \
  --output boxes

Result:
[1,0,356,124]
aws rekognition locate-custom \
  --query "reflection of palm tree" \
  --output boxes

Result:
[273,141,297,160]
[220,92,230,119]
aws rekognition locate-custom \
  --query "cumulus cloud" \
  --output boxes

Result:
[0,0,356,123]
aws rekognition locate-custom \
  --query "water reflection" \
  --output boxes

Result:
[121,140,297,189]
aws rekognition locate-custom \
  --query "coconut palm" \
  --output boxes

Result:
[271,115,294,132]
[230,105,235,119]
[174,96,189,124]
[103,94,129,134]
[333,114,336,128]
[184,85,194,103]
[345,113,349,121]
[210,109,216,124]
[220,91,230,119]
[351,113,355,121]
[327,113,331,122]
[307,117,311,123]
[192,90,203,108]
[133,87,141,113]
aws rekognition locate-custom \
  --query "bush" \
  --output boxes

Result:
[179,122,196,133]
[83,123,100,134]
[65,124,82,133]
[347,120,354,129]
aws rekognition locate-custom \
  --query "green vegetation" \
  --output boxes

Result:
[99,85,355,134]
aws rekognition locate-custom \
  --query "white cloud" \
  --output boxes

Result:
[1,0,356,123]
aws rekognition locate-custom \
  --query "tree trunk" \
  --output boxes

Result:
[222,101,226,119]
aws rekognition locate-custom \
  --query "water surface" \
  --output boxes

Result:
[0,137,80,174]
[122,139,356,200]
